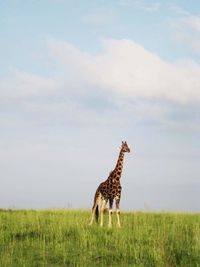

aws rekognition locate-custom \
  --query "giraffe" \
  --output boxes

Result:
[89,141,130,227]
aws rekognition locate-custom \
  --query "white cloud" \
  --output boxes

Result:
[171,15,200,32]
[182,16,200,32]
[47,38,200,104]
[0,68,58,99]
[170,15,200,54]
[82,13,114,26]
[167,4,190,16]
[138,2,160,12]
[1,37,200,134]
[118,0,160,12]
[2,38,199,105]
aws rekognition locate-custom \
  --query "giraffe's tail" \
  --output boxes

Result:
[95,205,99,223]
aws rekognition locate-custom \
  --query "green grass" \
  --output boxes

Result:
[0,209,200,266]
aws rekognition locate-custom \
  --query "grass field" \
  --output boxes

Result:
[0,209,200,267]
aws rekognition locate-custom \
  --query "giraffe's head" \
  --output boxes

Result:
[121,141,130,153]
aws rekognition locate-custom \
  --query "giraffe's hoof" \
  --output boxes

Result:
[88,221,93,226]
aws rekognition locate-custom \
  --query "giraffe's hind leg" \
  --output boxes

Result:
[89,191,101,226]
[116,196,121,227]
[100,199,107,227]
[108,198,114,228]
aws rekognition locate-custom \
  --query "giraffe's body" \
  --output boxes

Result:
[89,141,130,227]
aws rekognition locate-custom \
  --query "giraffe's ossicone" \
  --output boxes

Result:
[89,141,131,227]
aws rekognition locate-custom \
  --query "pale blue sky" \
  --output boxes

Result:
[0,0,200,211]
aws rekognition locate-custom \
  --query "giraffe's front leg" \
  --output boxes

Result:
[108,198,114,228]
[116,196,121,227]
[100,199,107,227]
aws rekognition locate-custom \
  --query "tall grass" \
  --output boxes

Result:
[0,209,200,266]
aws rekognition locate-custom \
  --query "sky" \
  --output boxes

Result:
[0,0,200,211]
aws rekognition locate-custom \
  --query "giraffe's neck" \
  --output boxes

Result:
[114,149,125,176]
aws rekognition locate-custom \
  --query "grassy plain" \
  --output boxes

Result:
[0,209,200,266]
